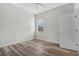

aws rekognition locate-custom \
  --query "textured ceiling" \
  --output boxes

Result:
[11,3,66,14]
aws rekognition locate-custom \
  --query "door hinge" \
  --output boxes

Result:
[76,43,78,46]
[75,16,77,18]
[76,29,78,32]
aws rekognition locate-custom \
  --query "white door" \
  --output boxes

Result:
[59,13,78,51]
[76,6,79,52]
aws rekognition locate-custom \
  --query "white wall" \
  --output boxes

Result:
[0,4,35,47]
[36,4,74,43]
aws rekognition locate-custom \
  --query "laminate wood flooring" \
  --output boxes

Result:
[0,39,78,56]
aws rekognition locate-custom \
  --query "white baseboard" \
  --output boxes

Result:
[36,39,59,44]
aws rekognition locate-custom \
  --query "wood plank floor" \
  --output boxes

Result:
[0,39,78,56]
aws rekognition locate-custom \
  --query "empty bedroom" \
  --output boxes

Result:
[0,3,79,56]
